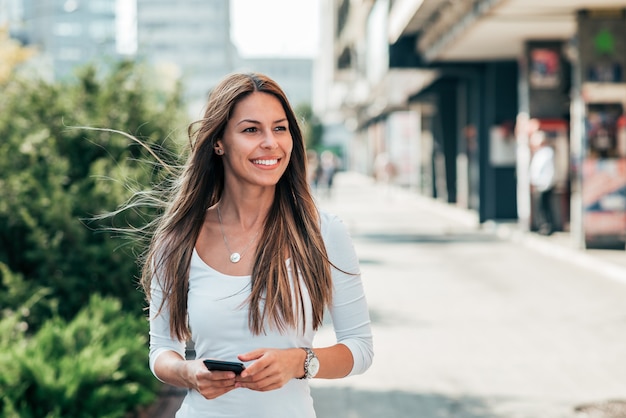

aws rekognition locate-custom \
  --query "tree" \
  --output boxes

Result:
[295,103,323,150]
[0,60,188,325]
[0,25,35,84]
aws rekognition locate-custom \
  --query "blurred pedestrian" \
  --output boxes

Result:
[140,73,373,417]
[316,150,338,198]
[374,152,397,197]
[306,149,320,189]
[529,131,556,235]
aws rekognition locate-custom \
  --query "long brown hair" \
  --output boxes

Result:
[141,73,332,340]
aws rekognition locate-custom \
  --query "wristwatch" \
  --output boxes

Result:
[299,347,320,379]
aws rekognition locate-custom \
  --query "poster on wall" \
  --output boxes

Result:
[529,48,560,89]
[582,158,626,245]
[585,103,623,158]
[578,9,626,83]
[386,111,419,187]
[489,125,516,166]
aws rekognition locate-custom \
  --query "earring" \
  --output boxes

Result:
[215,148,224,155]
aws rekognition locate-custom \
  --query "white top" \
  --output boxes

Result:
[149,211,374,418]
[529,146,555,192]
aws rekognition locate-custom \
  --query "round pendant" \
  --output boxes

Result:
[229,253,241,263]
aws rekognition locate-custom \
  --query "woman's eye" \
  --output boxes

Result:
[274,126,287,132]
[243,127,258,133]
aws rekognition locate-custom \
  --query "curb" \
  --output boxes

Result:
[503,225,626,286]
[337,172,626,285]
[480,218,626,287]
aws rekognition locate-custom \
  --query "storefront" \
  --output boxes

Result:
[575,9,626,247]
[517,41,572,234]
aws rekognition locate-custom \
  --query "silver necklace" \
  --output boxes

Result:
[216,205,260,263]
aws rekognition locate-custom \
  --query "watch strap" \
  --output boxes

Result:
[298,347,315,379]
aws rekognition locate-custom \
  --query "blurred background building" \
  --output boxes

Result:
[136,0,235,116]
[315,0,626,249]
[6,0,120,80]
[3,0,313,117]
[237,57,313,108]
[5,0,625,249]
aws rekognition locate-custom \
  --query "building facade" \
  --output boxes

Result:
[238,57,313,108]
[7,0,236,117]
[136,0,235,117]
[9,0,119,80]
[317,0,626,248]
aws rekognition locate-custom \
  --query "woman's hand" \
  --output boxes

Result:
[234,348,305,392]
[186,359,237,399]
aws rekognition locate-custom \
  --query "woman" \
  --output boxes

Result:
[143,72,373,417]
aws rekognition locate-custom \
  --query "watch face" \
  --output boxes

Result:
[309,357,320,377]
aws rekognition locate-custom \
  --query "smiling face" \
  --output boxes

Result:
[216,91,293,190]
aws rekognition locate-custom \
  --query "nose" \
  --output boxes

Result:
[261,131,279,149]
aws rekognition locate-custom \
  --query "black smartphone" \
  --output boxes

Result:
[203,359,245,375]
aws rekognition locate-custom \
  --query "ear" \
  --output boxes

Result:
[214,140,224,155]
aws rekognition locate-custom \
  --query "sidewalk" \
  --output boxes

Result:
[366,173,626,285]
[493,226,626,286]
[311,171,626,418]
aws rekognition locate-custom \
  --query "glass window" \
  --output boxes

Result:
[58,47,82,60]
[53,22,82,36]
[90,20,115,41]
[90,0,115,14]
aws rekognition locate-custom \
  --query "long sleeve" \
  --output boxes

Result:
[321,212,374,376]
[148,280,186,380]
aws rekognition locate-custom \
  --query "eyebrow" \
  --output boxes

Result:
[236,118,288,126]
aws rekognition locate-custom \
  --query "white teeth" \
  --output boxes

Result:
[252,159,278,165]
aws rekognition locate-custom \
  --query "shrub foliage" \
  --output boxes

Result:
[0,61,187,415]
[0,294,160,418]
[0,61,186,324]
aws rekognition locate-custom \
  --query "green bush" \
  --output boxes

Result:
[0,294,160,418]
[0,61,187,326]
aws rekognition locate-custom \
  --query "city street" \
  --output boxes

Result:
[310,172,626,418]
[8,2,626,417]
[150,172,626,418]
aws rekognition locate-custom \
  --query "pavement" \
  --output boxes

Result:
[148,171,626,418]
[317,171,626,288]
[311,172,626,418]
[389,181,626,287]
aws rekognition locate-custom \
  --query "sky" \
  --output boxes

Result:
[230,0,321,58]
